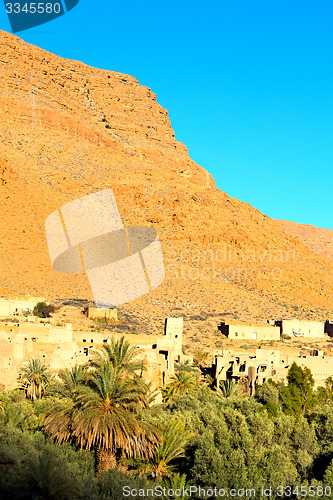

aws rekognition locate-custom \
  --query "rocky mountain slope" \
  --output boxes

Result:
[275,219,333,260]
[0,30,333,349]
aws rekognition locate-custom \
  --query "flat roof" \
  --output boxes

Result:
[223,321,279,328]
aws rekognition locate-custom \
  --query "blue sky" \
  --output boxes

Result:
[1,0,333,228]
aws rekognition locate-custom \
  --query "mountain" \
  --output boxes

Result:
[1,30,333,348]
[275,219,333,260]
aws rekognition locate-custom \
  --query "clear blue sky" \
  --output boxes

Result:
[1,0,333,228]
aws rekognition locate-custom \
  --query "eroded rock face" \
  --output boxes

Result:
[0,30,215,190]
[0,30,333,325]
[275,219,333,260]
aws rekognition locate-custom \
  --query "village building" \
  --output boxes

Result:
[0,296,45,317]
[218,321,280,341]
[83,307,118,322]
[325,321,333,337]
[0,323,78,390]
[73,317,185,391]
[214,348,333,391]
[218,319,326,342]
[276,319,324,339]
[0,316,185,397]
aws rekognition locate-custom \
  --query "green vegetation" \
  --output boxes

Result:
[219,379,244,398]
[33,301,55,318]
[17,359,51,400]
[3,340,333,498]
[193,349,209,368]
[162,370,199,403]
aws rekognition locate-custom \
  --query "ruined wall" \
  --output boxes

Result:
[84,307,118,321]
[165,317,183,359]
[0,330,78,390]
[73,321,184,388]
[0,315,183,392]
[325,321,333,337]
[214,348,333,389]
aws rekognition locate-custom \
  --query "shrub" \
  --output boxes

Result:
[33,302,55,318]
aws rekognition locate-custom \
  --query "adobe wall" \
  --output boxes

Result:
[214,348,333,389]
[0,333,23,388]
[276,352,333,388]
[74,340,172,390]
[325,321,333,337]
[165,317,183,359]
[281,320,324,339]
[73,320,184,389]
[73,331,160,346]
[0,316,183,393]
[0,296,45,317]
[0,330,78,390]
[85,307,118,321]
[227,323,280,341]
[219,320,325,341]
[18,323,73,343]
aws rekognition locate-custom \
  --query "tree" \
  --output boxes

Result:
[287,362,314,394]
[256,380,280,416]
[98,468,155,499]
[280,362,315,416]
[49,364,88,398]
[89,336,145,376]
[18,359,51,400]
[193,350,209,369]
[132,419,193,480]
[219,379,244,398]
[43,363,160,474]
[162,371,199,403]
[146,419,192,479]
[0,427,97,500]
[0,392,38,431]
[163,473,192,499]
[33,302,55,318]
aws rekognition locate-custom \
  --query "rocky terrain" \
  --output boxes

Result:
[275,219,333,260]
[1,30,333,351]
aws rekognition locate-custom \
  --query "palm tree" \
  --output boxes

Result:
[193,349,209,368]
[146,419,192,479]
[89,336,145,376]
[48,364,88,398]
[163,473,192,499]
[43,363,160,474]
[18,358,51,400]
[162,371,199,402]
[219,379,244,398]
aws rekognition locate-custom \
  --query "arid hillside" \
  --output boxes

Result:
[1,30,333,348]
[275,219,333,260]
